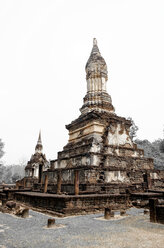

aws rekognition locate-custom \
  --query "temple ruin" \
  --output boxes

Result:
[25,132,49,186]
[1,38,164,215]
[42,38,155,195]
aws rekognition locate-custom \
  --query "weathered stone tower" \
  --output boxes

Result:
[45,39,154,194]
[14,38,164,216]
[25,132,49,184]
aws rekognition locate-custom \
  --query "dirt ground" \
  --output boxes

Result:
[0,208,164,248]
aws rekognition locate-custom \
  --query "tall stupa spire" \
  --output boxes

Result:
[35,131,43,153]
[85,38,108,81]
[91,38,100,54]
[93,37,97,45]
[80,38,115,114]
[38,130,42,144]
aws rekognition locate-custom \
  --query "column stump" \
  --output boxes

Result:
[104,207,112,219]
[47,218,55,228]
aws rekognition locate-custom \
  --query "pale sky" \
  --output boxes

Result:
[0,0,164,165]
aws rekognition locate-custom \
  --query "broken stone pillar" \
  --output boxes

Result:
[6,201,16,209]
[74,170,79,195]
[44,175,48,193]
[23,178,26,188]
[144,209,149,215]
[110,211,115,217]
[32,168,34,177]
[149,198,158,223]
[57,171,62,194]
[21,208,29,218]
[120,209,126,216]
[104,207,112,219]
[2,199,6,207]
[156,205,164,224]
[147,173,152,189]
[47,218,55,228]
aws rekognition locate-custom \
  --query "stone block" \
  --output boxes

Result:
[6,201,16,209]
[2,199,7,207]
[104,207,111,219]
[104,207,114,219]
[120,209,126,216]
[21,208,29,218]
[15,207,29,218]
[47,218,55,228]
[149,198,158,223]
[110,210,115,217]
[156,205,164,224]
[144,209,149,215]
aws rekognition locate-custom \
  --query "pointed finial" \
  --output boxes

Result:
[38,130,42,144]
[35,130,43,153]
[93,38,97,46]
[91,38,100,55]
[85,38,108,80]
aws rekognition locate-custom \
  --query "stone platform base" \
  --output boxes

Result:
[14,192,129,215]
[130,192,164,208]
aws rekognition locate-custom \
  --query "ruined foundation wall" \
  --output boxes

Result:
[14,192,129,215]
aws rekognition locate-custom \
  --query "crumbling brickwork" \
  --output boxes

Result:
[41,39,157,196]
[9,38,164,216]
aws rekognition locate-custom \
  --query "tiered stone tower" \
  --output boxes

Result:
[46,39,154,195]
[25,132,49,183]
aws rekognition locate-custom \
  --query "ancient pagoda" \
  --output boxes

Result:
[25,132,49,185]
[44,38,154,195]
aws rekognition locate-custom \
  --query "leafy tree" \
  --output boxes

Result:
[135,138,164,170]
[12,173,21,183]
[3,167,12,183]
[0,164,5,183]
[0,138,4,159]
[159,139,164,153]
[0,139,5,183]
[127,117,139,141]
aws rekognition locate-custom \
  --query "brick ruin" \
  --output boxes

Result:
[24,131,50,187]
[41,38,158,195]
[149,198,164,224]
[1,38,164,215]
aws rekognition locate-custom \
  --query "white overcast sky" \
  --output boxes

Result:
[0,0,164,165]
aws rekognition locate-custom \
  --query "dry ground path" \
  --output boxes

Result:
[0,208,164,248]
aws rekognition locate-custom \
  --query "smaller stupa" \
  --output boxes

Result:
[25,131,49,183]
